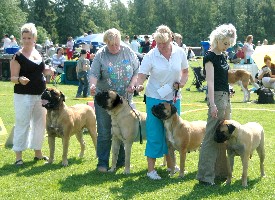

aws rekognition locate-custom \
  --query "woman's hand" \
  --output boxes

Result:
[18,76,30,85]
[90,84,96,96]
[135,85,144,92]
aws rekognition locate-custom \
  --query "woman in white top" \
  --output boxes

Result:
[243,35,254,64]
[51,47,66,73]
[135,25,189,180]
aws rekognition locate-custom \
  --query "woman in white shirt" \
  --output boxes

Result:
[243,35,254,64]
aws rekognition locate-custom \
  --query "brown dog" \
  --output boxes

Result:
[151,102,206,177]
[95,90,146,174]
[215,120,265,187]
[228,69,259,102]
[41,88,97,166]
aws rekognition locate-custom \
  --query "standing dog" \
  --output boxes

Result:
[215,120,265,187]
[228,69,259,102]
[95,90,146,174]
[41,88,97,166]
[151,102,206,177]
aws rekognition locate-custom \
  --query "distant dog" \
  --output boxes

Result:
[41,88,97,166]
[215,120,265,187]
[95,90,146,174]
[228,69,259,102]
[151,102,206,177]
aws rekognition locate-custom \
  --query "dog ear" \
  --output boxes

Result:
[170,104,178,115]
[60,91,65,102]
[226,124,235,134]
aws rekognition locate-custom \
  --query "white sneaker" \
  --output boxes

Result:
[147,170,161,180]
[167,165,180,173]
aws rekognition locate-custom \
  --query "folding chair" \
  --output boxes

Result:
[186,66,206,92]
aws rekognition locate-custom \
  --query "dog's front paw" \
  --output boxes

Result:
[47,158,54,164]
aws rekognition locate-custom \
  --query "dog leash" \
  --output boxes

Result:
[126,92,143,144]
[173,82,180,103]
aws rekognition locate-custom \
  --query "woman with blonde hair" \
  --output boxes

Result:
[89,28,139,172]
[196,24,237,185]
[135,25,189,179]
[10,23,53,165]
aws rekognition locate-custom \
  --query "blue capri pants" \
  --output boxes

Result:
[145,96,180,158]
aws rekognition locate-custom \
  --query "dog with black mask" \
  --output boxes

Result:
[215,120,265,187]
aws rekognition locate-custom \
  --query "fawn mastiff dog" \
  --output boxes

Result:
[151,102,206,177]
[41,88,97,166]
[228,69,259,102]
[215,120,265,187]
[95,90,146,174]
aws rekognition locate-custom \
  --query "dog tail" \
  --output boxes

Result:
[250,74,260,89]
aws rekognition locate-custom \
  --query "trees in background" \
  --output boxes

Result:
[2,0,275,46]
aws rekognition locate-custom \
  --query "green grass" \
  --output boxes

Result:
[0,60,275,199]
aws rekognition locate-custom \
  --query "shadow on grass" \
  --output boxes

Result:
[178,177,261,199]
[0,157,82,177]
[108,170,197,199]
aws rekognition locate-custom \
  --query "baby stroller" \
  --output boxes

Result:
[186,66,206,92]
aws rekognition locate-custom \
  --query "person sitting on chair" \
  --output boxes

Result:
[51,47,66,74]
[258,55,275,90]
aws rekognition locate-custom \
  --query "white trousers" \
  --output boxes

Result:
[262,77,275,89]
[12,94,46,152]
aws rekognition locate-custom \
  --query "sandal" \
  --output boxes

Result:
[34,156,49,161]
[14,159,24,166]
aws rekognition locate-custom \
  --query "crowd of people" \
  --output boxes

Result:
[6,21,274,187]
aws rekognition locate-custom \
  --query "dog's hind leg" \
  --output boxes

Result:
[240,154,250,187]
[109,136,121,172]
[124,142,132,174]
[75,132,85,158]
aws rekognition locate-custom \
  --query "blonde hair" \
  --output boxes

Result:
[103,28,121,44]
[21,23,37,39]
[174,33,182,40]
[209,24,237,49]
[246,35,253,42]
[153,25,173,43]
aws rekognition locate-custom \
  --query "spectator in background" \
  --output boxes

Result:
[151,34,157,49]
[258,55,275,89]
[9,35,18,47]
[66,36,74,60]
[141,35,151,54]
[262,39,268,45]
[76,49,90,98]
[243,35,254,64]
[2,34,11,52]
[174,33,188,55]
[48,44,56,58]
[130,35,140,53]
[124,35,130,46]
[257,41,261,46]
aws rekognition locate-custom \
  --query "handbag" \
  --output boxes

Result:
[257,88,274,104]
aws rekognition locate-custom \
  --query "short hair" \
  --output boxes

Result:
[264,55,271,62]
[209,24,237,49]
[103,28,121,44]
[125,35,129,39]
[56,47,63,54]
[153,25,173,43]
[21,23,37,38]
[246,35,253,42]
[174,33,182,40]
[133,35,138,40]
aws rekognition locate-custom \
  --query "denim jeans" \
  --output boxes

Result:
[94,101,125,169]
[76,71,89,97]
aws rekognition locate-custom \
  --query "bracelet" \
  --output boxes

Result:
[18,77,22,85]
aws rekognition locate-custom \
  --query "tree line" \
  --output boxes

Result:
[1,0,274,46]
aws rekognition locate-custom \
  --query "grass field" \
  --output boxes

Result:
[0,60,274,199]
